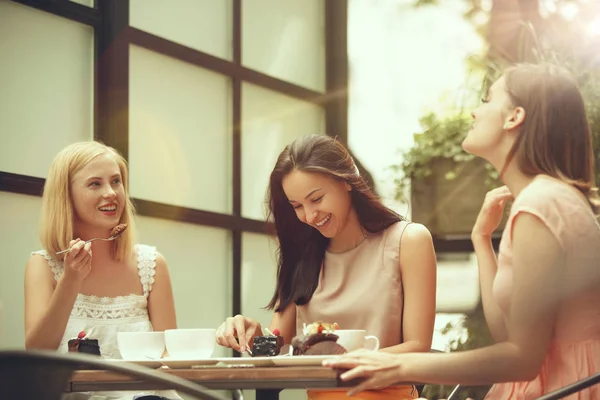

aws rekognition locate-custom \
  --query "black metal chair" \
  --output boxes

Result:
[535,373,600,400]
[0,350,229,400]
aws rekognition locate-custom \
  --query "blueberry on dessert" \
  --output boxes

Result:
[292,322,346,356]
[67,331,101,356]
[252,328,284,357]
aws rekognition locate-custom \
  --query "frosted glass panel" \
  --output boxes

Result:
[0,1,94,178]
[136,216,233,358]
[130,0,232,60]
[241,232,278,328]
[129,45,232,213]
[0,192,43,349]
[240,232,307,400]
[243,0,325,92]
[241,83,325,220]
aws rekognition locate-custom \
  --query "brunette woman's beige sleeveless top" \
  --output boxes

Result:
[296,221,410,348]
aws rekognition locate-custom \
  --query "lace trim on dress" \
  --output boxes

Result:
[32,250,62,281]
[70,293,149,320]
[136,244,156,297]
[32,244,157,296]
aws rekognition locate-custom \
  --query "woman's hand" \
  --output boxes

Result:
[323,349,405,396]
[216,314,262,353]
[324,350,474,398]
[62,239,92,284]
[472,186,513,238]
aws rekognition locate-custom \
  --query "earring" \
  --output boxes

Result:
[503,123,509,130]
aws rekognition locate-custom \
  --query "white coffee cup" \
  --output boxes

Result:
[117,331,165,360]
[335,330,379,352]
[165,328,216,359]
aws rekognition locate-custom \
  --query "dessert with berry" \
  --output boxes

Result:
[252,328,284,357]
[67,330,101,356]
[292,321,347,356]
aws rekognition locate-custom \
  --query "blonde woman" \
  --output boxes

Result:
[24,141,177,400]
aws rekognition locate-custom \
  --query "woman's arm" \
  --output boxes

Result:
[147,252,177,331]
[25,241,92,349]
[472,234,507,342]
[268,303,297,345]
[25,256,78,349]
[216,304,297,353]
[327,212,564,392]
[471,186,514,342]
[381,223,437,354]
[403,214,561,384]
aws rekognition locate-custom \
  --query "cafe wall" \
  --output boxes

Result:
[0,1,334,399]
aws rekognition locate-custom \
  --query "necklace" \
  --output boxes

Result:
[355,228,368,248]
[328,228,368,254]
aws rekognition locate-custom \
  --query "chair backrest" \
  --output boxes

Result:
[536,373,600,400]
[0,350,229,400]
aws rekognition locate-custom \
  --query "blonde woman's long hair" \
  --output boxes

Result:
[40,141,136,261]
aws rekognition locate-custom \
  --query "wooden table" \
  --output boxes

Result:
[68,366,360,400]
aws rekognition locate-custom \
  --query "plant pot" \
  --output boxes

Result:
[410,158,506,237]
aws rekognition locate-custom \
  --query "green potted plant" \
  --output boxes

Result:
[390,111,502,236]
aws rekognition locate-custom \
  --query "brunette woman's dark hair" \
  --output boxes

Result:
[266,134,403,312]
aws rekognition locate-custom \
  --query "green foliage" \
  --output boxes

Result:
[399,2,600,398]
[413,0,439,6]
[396,1,600,205]
[390,112,500,203]
[423,304,494,400]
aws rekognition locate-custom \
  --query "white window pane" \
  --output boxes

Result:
[241,83,325,220]
[130,0,232,60]
[136,216,233,358]
[243,0,325,92]
[241,232,278,329]
[0,1,94,178]
[129,45,232,213]
[241,231,312,400]
[0,192,43,349]
[437,254,480,313]
[70,0,94,7]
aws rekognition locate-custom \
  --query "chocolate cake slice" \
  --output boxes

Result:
[252,335,284,357]
[292,333,346,355]
[251,328,284,357]
[292,322,347,355]
[301,340,347,356]
[68,331,101,356]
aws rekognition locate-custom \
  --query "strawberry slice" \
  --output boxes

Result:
[77,331,86,339]
[272,329,281,336]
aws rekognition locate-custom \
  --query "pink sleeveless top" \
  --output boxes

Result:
[487,176,600,399]
[296,221,410,348]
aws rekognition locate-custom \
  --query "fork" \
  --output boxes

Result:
[55,234,120,255]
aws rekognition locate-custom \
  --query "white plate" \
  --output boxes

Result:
[215,356,277,367]
[106,358,163,368]
[271,355,340,367]
[160,357,220,369]
[216,355,341,367]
